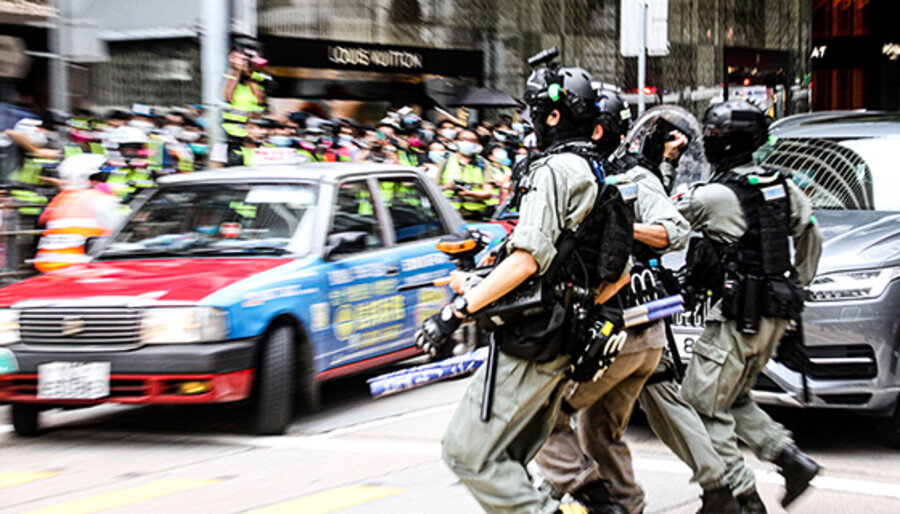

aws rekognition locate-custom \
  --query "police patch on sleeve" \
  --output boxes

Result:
[616,182,638,202]
[761,184,787,202]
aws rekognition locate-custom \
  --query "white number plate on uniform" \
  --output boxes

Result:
[670,326,704,361]
[37,362,110,400]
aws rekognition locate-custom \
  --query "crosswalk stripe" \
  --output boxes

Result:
[22,477,220,514]
[249,485,406,514]
[0,471,59,489]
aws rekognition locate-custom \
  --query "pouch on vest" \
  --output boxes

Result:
[497,300,568,363]
[762,277,805,321]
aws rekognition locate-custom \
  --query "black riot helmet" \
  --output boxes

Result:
[702,100,769,171]
[524,47,598,149]
[591,82,632,138]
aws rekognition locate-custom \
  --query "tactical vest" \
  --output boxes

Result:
[546,142,634,290]
[489,141,634,363]
[692,169,806,329]
[713,169,792,279]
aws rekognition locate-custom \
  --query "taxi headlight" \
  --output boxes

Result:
[0,309,19,346]
[140,307,228,344]
[809,266,900,301]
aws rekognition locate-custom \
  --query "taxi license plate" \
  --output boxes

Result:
[37,362,110,400]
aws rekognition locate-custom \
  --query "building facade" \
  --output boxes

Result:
[258,0,813,117]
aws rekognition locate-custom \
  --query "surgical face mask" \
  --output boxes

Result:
[339,134,354,144]
[189,143,209,156]
[129,120,155,133]
[428,150,445,163]
[493,132,507,143]
[492,148,510,166]
[421,130,434,140]
[440,128,458,140]
[515,154,527,164]
[512,123,525,134]
[269,135,293,147]
[179,131,201,143]
[458,141,480,157]
[163,125,183,139]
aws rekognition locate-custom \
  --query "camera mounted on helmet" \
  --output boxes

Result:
[524,47,598,149]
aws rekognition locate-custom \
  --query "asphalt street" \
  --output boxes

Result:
[1,367,899,514]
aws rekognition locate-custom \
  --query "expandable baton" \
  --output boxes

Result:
[481,337,498,423]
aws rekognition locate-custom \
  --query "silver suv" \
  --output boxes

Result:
[667,111,900,448]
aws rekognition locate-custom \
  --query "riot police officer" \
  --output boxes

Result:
[675,100,823,511]
[417,51,631,514]
[534,86,692,514]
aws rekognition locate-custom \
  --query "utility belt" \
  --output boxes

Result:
[721,273,805,334]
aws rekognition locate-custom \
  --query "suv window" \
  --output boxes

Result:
[377,177,447,244]
[760,138,876,210]
[329,181,383,251]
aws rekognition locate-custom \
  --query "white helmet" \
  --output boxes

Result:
[57,153,107,186]
[13,118,48,147]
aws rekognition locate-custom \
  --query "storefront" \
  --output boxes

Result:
[260,36,483,123]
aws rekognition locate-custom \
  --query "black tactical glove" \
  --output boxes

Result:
[566,307,628,382]
[415,303,463,358]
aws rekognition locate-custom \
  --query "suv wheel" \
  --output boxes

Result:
[252,325,295,435]
[873,401,900,449]
[11,404,40,437]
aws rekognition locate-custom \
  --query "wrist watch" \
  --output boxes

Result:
[452,295,471,317]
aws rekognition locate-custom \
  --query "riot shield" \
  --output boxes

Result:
[611,105,710,191]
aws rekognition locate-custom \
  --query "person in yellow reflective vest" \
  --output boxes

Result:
[438,128,494,220]
[104,126,154,201]
[487,145,513,211]
[34,154,123,273]
[4,120,61,216]
[222,48,266,143]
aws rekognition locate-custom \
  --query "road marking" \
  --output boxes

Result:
[248,485,405,514]
[22,478,220,514]
[0,471,59,489]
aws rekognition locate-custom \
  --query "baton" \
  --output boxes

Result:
[481,336,499,422]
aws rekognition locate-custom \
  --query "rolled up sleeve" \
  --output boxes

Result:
[506,164,560,274]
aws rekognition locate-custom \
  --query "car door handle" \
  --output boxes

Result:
[385,265,400,276]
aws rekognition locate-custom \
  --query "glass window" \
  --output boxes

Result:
[760,137,890,210]
[377,177,447,244]
[329,181,383,251]
[101,184,318,258]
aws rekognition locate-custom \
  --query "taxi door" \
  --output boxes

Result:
[321,178,410,372]
[374,175,456,348]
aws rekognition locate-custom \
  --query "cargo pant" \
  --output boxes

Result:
[442,350,571,514]
[681,317,795,497]
[638,350,729,490]
[533,347,662,514]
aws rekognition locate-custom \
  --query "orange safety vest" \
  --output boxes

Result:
[34,189,113,273]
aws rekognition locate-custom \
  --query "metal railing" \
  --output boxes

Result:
[0,204,43,285]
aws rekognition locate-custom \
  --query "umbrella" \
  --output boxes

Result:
[447,87,520,108]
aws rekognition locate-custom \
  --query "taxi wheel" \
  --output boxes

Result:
[295,334,322,413]
[873,401,900,449]
[11,404,40,437]
[253,325,295,435]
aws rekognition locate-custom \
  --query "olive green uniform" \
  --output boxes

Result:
[534,165,689,513]
[675,164,823,497]
[442,148,598,514]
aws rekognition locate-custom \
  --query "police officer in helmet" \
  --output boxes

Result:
[534,84,693,514]
[675,100,823,512]
[417,49,631,514]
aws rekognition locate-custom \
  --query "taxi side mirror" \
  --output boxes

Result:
[84,236,110,256]
[324,231,367,260]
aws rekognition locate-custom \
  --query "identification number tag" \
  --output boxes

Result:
[37,362,110,400]
[761,184,786,202]
[669,325,703,361]
[616,182,638,202]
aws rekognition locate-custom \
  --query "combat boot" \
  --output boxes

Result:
[737,489,767,513]
[571,480,629,514]
[697,485,742,514]
[773,444,820,507]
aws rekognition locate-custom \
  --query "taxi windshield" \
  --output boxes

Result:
[100,183,318,258]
